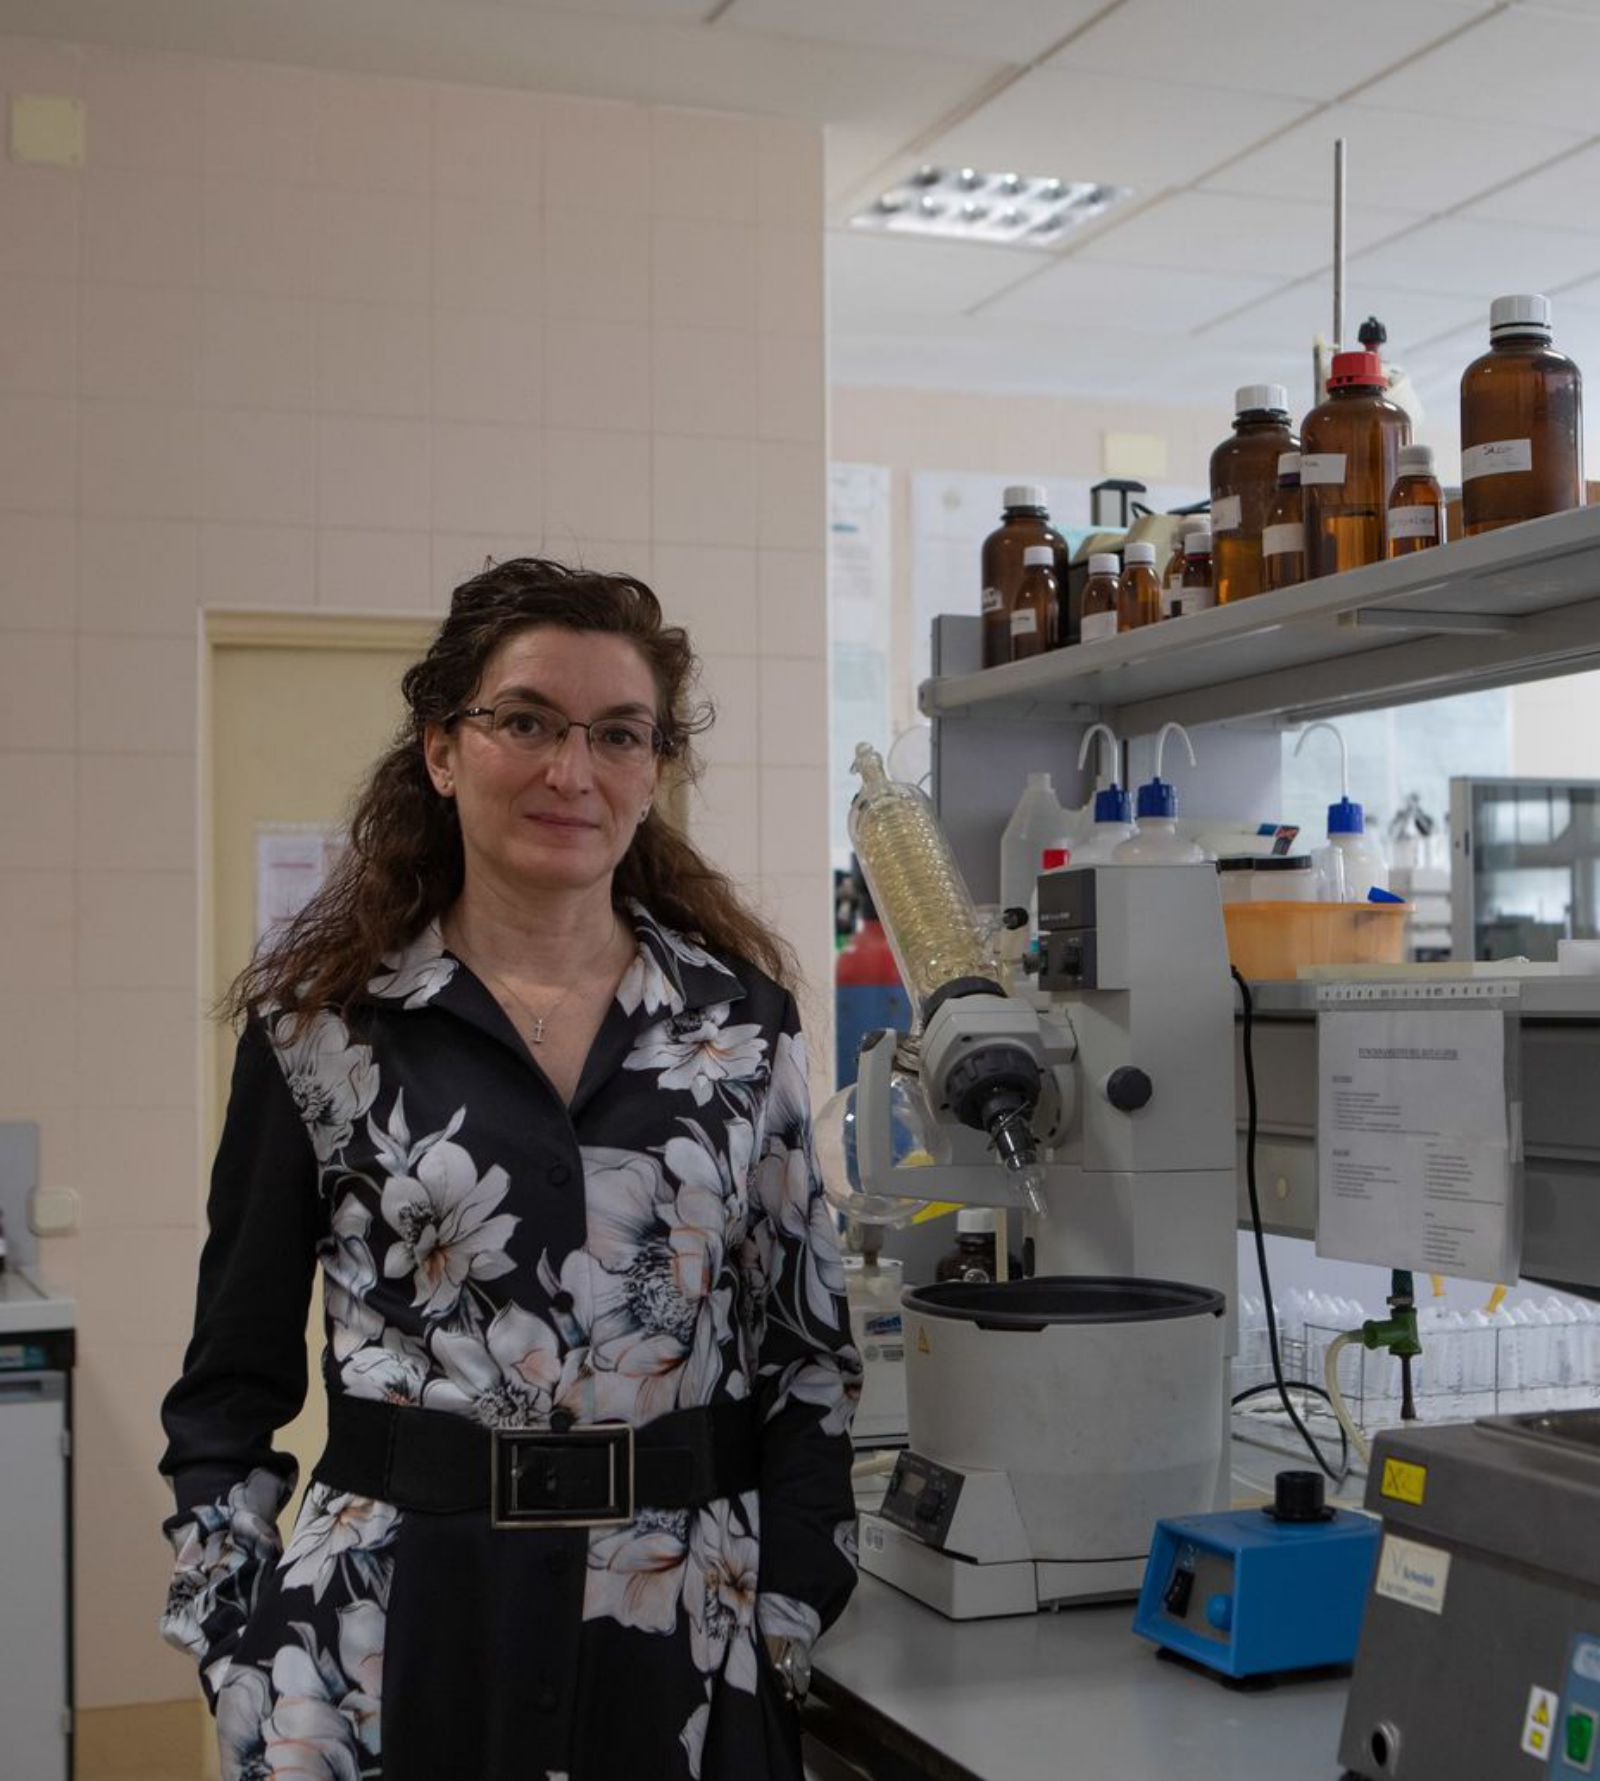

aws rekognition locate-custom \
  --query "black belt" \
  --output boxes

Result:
[315,1393,760,1529]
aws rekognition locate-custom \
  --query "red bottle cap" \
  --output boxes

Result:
[1327,350,1386,390]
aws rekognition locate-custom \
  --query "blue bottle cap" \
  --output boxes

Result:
[1328,797,1364,836]
[1136,778,1177,820]
[1094,785,1132,824]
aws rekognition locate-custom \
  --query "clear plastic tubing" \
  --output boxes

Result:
[848,743,999,1011]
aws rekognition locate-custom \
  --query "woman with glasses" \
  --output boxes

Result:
[158,558,860,1781]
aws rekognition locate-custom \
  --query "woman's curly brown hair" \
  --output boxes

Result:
[224,557,798,1028]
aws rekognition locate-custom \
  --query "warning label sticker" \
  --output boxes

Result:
[1521,1685,1558,1762]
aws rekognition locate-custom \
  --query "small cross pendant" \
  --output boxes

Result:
[530,1018,546,1044]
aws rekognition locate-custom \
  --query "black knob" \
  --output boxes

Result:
[1105,1066,1153,1112]
[1265,1469,1333,1523]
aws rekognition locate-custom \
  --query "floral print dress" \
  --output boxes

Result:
[159,903,861,1781]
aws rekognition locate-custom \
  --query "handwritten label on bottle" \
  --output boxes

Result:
[1010,608,1037,636]
[1179,589,1217,616]
[1263,521,1304,557]
[1462,439,1533,481]
[1389,504,1439,540]
[981,586,1003,614]
[1080,610,1118,643]
[1211,494,1243,532]
[1160,585,1180,618]
[1299,453,1347,486]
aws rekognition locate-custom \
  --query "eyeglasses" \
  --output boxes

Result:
[446,697,668,767]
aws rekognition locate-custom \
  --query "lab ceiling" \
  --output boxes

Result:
[12,0,1600,414]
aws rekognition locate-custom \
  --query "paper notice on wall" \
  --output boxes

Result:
[256,824,347,945]
[1316,1003,1520,1281]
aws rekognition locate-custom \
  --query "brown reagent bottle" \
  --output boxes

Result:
[1387,443,1446,556]
[1262,453,1305,591]
[1460,294,1584,536]
[1210,383,1299,604]
[981,485,1071,667]
[1118,541,1163,631]
[1177,521,1215,616]
[1009,545,1058,660]
[1079,551,1122,644]
[1300,350,1411,578]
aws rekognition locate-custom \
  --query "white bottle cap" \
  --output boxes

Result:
[957,1207,998,1234]
[1185,520,1213,543]
[1236,382,1289,415]
[1088,552,1120,575]
[1277,451,1301,478]
[1123,540,1157,564]
[1490,293,1552,336]
[1397,443,1435,476]
[1004,483,1048,510]
[1022,544,1055,567]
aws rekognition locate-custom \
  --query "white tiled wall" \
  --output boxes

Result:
[0,35,828,1708]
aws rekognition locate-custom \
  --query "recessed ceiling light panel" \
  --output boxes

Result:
[852,166,1131,249]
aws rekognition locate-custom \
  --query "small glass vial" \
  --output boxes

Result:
[1177,521,1215,616]
[1119,540,1163,631]
[1460,294,1584,535]
[1262,452,1305,591]
[1079,551,1121,644]
[1009,544,1057,659]
[1161,532,1188,618]
[1387,443,1446,556]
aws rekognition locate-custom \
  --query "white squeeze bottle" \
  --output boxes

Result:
[1294,721,1389,900]
[1071,723,1136,863]
[999,771,1071,915]
[1114,722,1206,864]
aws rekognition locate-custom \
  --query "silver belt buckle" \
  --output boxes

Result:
[490,1423,635,1530]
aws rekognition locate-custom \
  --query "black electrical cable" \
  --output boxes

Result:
[1230,1381,1350,1476]
[1233,966,1346,1482]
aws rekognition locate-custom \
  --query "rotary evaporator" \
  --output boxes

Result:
[822,745,1239,1619]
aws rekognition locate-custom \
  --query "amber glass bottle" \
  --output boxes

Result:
[1387,443,1446,556]
[1176,522,1214,616]
[1119,540,1162,631]
[1262,453,1305,591]
[1300,351,1411,578]
[1009,545,1057,660]
[1079,552,1121,644]
[1161,532,1188,618]
[1460,294,1584,536]
[981,486,1071,667]
[1210,383,1299,604]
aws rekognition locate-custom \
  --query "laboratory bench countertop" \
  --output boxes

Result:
[809,1570,1353,1781]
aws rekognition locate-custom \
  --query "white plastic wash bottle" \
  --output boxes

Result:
[1114,722,1207,865]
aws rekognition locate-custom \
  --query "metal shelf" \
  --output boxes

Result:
[919,505,1600,735]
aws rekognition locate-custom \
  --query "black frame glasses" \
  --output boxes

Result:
[445,696,671,764]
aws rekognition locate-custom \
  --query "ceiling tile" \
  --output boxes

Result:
[1350,217,1600,300]
[919,66,1313,194]
[1078,190,1426,281]
[507,0,712,19]
[827,230,1043,326]
[1203,102,1589,215]
[1458,141,1600,234]
[1356,5,1600,130]
[721,0,1109,66]
[1197,278,1484,358]
[1049,0,1481,102]
[980,255,1279,331]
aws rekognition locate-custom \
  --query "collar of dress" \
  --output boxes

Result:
[363,897,747,1019]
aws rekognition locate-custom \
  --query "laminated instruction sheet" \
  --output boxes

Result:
[1316,992,1521,1281]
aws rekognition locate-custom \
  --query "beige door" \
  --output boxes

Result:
[204,611,437,1525]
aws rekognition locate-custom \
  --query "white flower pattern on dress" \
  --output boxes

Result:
[272,1012,380,1164]
[374,1094,519,1319]
[280,1487,400,1604]
[623,1003,767,1107]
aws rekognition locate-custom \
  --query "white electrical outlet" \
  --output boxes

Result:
[30,1186,79,1237]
